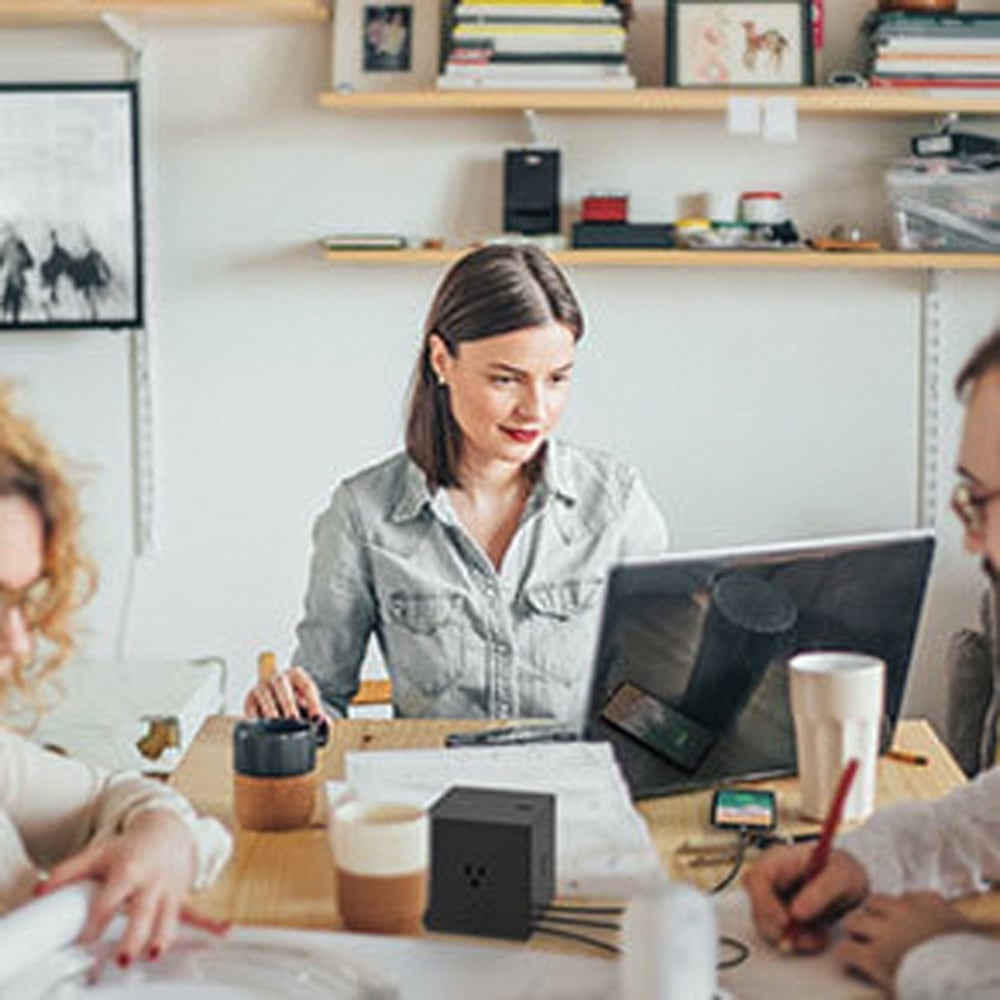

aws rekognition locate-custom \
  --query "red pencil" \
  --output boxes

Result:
[778,757,860,952]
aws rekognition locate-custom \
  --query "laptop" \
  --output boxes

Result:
[583,530,935,800]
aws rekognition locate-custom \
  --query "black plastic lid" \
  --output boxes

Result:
[233,719,316,777]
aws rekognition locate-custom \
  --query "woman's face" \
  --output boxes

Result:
[0,495,44,685]
[430,322,576,474]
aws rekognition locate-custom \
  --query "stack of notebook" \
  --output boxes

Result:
[437,0,634,91]
[866,10,1000,94]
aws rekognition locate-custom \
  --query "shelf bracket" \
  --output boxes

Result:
[917,267,945,529]
[523,108,542,146]
[100,12,144,78]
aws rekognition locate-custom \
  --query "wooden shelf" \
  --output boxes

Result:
[318,86,1000,116]
[321,247,1000,271]
[0,0,329,22]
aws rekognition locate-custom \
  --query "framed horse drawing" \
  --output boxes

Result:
[0,83,143,330]
[667,1,813,87]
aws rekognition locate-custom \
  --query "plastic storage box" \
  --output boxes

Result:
[886,159,1000,252]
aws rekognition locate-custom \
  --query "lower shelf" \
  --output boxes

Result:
[320,247,1000,271]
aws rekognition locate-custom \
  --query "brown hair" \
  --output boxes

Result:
[956,328,1000,399]
[405,245,584,488]
[0,383,95,707]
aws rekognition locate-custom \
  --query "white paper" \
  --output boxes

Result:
[762,96,799,144]
[2,923,617,1000]
[0,883,93,987]
[717,889,881,998]
[339,742,663,897]
[726,96,761,136]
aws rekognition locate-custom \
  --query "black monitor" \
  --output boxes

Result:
[584,531,935,799]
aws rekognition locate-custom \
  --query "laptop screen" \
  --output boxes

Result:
[584,531,935,799]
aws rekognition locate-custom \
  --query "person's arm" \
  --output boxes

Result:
[1,729,231,960]
[617,470,668,560]
[289,482,378,718]
[837,766,1000,899]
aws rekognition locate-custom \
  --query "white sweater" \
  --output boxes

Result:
[0,728,231,913]
[839,766,1000,1000]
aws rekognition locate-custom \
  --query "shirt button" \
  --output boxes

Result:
[495,641,511,657]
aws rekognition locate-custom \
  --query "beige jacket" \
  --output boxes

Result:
[0,728,231,913]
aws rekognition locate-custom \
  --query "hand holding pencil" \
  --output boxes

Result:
[743,759,871,954]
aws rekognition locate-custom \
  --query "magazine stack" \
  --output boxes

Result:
[865,9,1000,95]
[437,0,634,91]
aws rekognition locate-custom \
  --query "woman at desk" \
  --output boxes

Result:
[245,244,667,726]
[0,386,230,967]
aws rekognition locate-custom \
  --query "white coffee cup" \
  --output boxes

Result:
[788,651,885,822]
[330,800,429,934]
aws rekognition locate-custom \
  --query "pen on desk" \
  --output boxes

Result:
[884,748,929,767]
[778,757,859,954]
[445,725,579,747]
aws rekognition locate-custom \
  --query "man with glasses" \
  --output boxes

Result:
[744,329,1000,998]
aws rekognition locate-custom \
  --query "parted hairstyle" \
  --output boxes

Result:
[0,384,95,705]
[405,244,585,489]
[956,328,1000,398]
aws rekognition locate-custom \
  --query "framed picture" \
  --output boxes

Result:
[667,1,813,87]
[332,0,443,93]
[0,82,143,331]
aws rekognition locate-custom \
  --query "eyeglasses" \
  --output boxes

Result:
[951,481,1000,535]
[0,579,47,627]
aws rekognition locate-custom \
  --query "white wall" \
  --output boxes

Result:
[1,4,998,728]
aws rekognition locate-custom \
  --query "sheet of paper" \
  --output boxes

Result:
[2,924,618,1000]
[716,889,880,999]
[727,96,761,136]
[339,742,663,898]
[762,96,799,143]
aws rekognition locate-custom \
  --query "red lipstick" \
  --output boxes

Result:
[503,428,541,444]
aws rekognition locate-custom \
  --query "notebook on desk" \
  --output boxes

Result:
[583,530,935,800]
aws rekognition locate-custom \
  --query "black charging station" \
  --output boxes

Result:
[503,149,560,236]
[424,785,556,941]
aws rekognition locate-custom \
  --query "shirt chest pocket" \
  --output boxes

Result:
[521,578,605,685]
[384,591,466,698]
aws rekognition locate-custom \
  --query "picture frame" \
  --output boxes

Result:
[666,1,813,88]
[331,0,443,93]
[0,82,143,331]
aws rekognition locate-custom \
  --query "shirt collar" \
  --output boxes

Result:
[389,456,437,524]
[538,439,579,507]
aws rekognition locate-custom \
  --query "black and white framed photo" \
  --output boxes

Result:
[667,1,813,87]
[332,0,443,92]
[0,82,143,331]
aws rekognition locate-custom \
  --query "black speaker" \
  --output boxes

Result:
[504,148,560,236]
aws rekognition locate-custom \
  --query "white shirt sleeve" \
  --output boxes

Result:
[896,932,1000,1000]
[838,767,1000,1000]
[838,766,1000,898]
[0,728,230,907]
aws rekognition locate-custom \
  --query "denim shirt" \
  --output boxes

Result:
[292,440,668,726]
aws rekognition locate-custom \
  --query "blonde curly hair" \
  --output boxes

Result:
[0,383,96,705]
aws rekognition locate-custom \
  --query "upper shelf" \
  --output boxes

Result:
[321,247,1000,271]
[318,87,1000,116]
[0,0,328,21]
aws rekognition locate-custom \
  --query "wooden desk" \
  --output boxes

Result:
[171,717,998,932]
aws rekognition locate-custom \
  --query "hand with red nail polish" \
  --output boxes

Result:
[38,809,198,966]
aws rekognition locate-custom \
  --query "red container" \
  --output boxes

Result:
[581,195,628,224]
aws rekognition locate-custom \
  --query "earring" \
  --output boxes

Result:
[437,375,447,388]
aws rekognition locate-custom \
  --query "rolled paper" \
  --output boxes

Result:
[0,882,94,986]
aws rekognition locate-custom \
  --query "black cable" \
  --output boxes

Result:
[536,903,625,916]
[531,913,620,932]
[708,829,750,895]
[717,934,750,970]
[531,924,620,955]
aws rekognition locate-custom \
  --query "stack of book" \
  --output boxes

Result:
[866,10,1000,94]
[437,0,634,91]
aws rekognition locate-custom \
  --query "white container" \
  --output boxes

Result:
[739,191,787,225]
